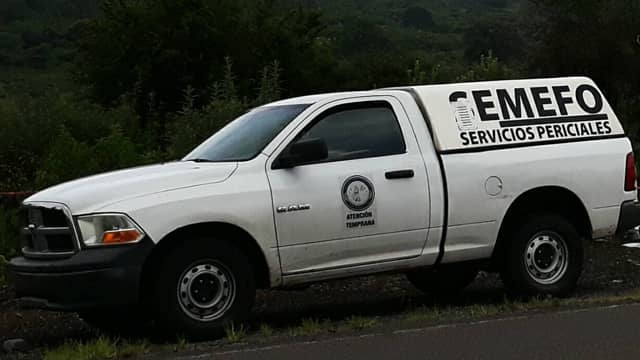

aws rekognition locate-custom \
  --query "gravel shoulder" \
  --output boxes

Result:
[2,238,640,356]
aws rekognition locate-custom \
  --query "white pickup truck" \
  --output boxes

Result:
[9,77,640,337]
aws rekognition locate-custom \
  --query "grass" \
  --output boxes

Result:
[401,291,640,325]
[172,336,189,352]
[225,323,247,343]
[258,323,274,337]
[404,305,446,322]
[42,290,640,358]
[288,318,331,337]
[44,337,116,360]
[345,316,378,331]
[43,337,149,360]
[118,340,149,358]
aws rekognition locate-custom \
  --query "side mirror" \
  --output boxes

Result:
[274,137,328,169]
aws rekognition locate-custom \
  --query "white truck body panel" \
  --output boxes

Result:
[412,77,625,152]
[266,95,432,275]
[440,138,632,264]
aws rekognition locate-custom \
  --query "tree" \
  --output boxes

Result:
[463,16,524,63]
[401,6,435,30]
[336,18,394,57]
[457,52,518,82]
[75,0,327,117]
[524,0,640,103]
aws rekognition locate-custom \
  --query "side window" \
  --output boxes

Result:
[297,101,406,163]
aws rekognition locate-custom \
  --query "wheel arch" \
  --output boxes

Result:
[491,186,592,266]
[140,222,272,302]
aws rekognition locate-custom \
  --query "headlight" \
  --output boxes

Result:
[77,214,145,246]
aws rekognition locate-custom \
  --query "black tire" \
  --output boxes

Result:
[79,307,150,335]
[406,265,478,295]
[152,238,255,339]
[500,214,583,298]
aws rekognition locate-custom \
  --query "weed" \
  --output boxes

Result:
[0,255,7,287]
[346,316,378,331]
[225,323,247,344]
[289,318,326,337]
[404,306,444,322]
[43,337,152,360]
[44,336,116,360]
[258,323,274,337]
[173,336,189,352]
[118,339,149,358]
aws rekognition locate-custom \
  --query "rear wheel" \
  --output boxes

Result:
[500,214,583,297]
[406,265,478,295]
[152,238,255,339]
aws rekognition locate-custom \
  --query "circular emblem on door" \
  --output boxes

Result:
[341,176,375,212]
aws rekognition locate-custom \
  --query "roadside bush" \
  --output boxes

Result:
[0,255,6,286]
[34,124,143,189]
[617,95,640,153]
[0,94,151,191]
[0,59,285,193]
[0,205,19,258]
[0,204,20,262]
[166,60,283,160]
[166,94,246,160]
[457,52,519,82]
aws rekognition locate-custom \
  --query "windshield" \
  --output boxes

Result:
[184,104,310,162]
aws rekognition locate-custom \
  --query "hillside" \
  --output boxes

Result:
[0,0,637,194]
[0,0,525,96]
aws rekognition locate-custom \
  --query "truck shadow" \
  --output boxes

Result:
[249,273,506,329]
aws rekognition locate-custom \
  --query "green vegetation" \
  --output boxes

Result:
[41,290,640,357]
[0,0,639,260]
[288,318,332,337]
[258,323,275,337]
[346,315,379,331]
[43,337,149,360]
[225,323,247,343]
[404,305,445,322]
[0,202,20,279]
[172,336,189,352]
[0,254,7,286]
[0,205,19,259]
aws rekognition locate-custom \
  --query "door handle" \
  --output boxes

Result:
[385,169,415,179]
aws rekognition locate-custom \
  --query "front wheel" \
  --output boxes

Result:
[152,239,255,339]
[500,214,583,298]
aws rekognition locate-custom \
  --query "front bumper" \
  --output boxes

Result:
[617,201,640,241]
[8,238,154,311]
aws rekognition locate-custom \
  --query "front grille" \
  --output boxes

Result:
[21,205,77,258]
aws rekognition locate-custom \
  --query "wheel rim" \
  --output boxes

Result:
[177,261,236,322]
[524,231,569,285]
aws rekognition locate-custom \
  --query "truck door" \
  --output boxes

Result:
[266,96,431,275]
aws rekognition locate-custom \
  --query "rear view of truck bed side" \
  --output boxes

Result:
[404,77,637,296]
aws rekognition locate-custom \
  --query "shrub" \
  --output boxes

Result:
[456,51,519,82]
[0,254,7,286]
[0,205,20,260]
[0,94,149,191]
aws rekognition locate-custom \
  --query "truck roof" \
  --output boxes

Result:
[267,92,358,106]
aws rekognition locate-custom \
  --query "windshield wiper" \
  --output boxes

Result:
[185,158,215,163]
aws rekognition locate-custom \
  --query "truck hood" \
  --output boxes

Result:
[25,161,238,214]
